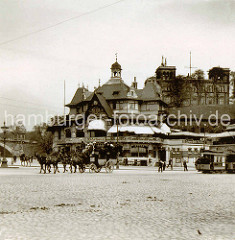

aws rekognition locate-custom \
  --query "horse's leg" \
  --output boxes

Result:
[74,164,77,173]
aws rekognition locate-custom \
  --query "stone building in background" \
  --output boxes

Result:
[155,57,230,107]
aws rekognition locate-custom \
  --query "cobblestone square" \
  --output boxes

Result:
[0,166,234,240]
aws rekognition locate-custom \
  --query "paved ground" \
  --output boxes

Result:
[0,163,234,240]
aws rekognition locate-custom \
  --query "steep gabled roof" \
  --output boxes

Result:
[96,93,113,118]
[135,89,143,98]
[141,82,161,101]
[66,87,92,106]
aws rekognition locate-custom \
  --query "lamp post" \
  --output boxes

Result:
[1,121,9,168]
[116,118,119,169]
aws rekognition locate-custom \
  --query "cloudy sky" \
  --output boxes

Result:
[0,0,235,129]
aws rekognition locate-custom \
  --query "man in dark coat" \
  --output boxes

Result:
[183,160,188,171]
[158,160,163,172]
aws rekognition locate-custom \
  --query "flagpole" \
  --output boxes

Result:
[64,80,66,116]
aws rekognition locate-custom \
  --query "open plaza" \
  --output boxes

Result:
[0,162,234,240]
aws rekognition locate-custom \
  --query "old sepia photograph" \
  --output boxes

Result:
[0,0,235,239]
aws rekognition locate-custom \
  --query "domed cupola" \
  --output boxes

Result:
[111,54,122,78]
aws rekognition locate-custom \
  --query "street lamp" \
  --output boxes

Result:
[1,121,9,168]
[116,118,119,169]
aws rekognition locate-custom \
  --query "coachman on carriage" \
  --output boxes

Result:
[70,142,117,173]
[35,141,118,174]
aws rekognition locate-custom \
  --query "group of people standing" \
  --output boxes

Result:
[158,159,188,172]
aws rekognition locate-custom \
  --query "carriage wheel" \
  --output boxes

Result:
[79,166,86,173]
[95,167,102,173]
[105,161,114,173]
[89,163,97,173]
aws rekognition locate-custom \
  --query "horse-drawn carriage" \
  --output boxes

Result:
[70,142,117,173]
[36,142,118,174]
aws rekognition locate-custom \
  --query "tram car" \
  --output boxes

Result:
[226,154,235,173]
[195,150,235,173]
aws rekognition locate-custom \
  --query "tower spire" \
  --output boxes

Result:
[115,52,118,62]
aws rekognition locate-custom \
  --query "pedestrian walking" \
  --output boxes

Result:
[158,160,163,172]
[167,159,173,170]
[163,161,166,171]
[183,160,188,171]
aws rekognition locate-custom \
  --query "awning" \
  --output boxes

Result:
[108,125,154,135]
[107,124,171,135]
[87,120,106,131]
[160,123,171,134]
[133,126,154,135]
[151,126,162,134]
[107,125,119,133]
[209,131,235,138]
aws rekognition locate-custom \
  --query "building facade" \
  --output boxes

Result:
[155,57,230,107]
[48,58,234,166]
[49,59,171,165]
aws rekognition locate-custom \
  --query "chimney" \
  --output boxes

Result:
[161,56,164,66]
[132,77,138,89]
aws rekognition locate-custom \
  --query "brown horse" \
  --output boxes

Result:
[46,152,61,174]
[35,154,47,173]
[70,144,93,173]
[20,154,32,167]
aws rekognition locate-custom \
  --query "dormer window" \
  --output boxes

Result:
[113,91,120,95]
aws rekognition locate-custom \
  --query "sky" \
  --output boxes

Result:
[0,0,235,130]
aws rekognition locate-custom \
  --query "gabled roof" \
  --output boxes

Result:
[66,87,92,106]
[135,89,143,98]
[95,82,130,100]
[141,82,161,101]
[95,93,113,118]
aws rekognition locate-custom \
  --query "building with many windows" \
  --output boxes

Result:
[49,59,171,166]
[48,57,234,166]
[155,57,230,107]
